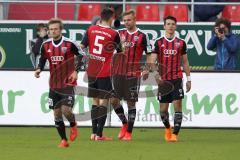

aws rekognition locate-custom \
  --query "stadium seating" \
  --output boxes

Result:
[135,4,160,21]
[125,4,132,11]
[164,5,188,22]
[78,4,101,21]
[57,4,75,20]
[8,3,54,20]
[222,5,240,22]
[8,3,75,20]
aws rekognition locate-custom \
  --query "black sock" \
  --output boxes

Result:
[67,113,76,127]
[127,108,136,133]
[96,106,107,137]
[114,105,127,125]
[173,112,183,135]
[160,111,170,128]
[55,118,67,140]
[91,105,98,134]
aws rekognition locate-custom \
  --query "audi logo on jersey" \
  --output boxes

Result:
[123,41,134,48]
[163,49,177,57]
[51,56,64,63]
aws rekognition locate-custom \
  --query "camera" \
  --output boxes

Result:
[218,28,225,34]
[111,19,121,28]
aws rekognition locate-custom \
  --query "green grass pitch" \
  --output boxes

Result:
[0,127,239,160]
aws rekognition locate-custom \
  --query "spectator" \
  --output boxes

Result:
[91,16,101,25]
[193,0,225,22]
[29,23,48,68]
[207,17,240,70]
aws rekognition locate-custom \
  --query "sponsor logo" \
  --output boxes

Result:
[158,92,162,100]
[0,45,6,68]
[48,98,53,106]
[163,49,177,57]
[47,49,51,53]
[130,92,135,99]
[89,54,105,62]
[50,56,64,64]
[123,41,134,48]
[0,28,21,33]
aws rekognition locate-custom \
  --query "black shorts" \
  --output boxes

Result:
[88,76,113,99]
[112,75,140,102]
[48,87,75,109]
[158,78,184,103]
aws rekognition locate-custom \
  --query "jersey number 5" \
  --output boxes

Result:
[93,35,105,54]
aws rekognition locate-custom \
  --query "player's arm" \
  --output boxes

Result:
[149,39,164,85]
[143,38,159,80]
[35,45,47,78]
[80,29,89,49]
[142,33,153,80]
[182,41,191,92]
[68,42,85,82]
[114,32,123,54]
[72,42,85,71]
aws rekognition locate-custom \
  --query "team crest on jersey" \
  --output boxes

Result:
[134,36,139,41]
[175,42,181,49]
[61,47,67,54]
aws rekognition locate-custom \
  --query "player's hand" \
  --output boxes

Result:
[215,27,225,40]
[155,73,163,85]
[68,71,78,83]
[142,69,149,81]
[34,69,41,78]
[186,81,191,93]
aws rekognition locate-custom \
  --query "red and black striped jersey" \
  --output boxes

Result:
[112,28,152,77]
[81,24,122,78]
[38,36,82,89]
[153,36,187,80]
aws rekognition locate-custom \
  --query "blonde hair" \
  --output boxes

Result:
[48,18,63,30]
[122,9,136,18]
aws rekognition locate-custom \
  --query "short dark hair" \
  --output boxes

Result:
[36,23,47,32]
[164,16,177,25]
[48,18,63,30]
[215,18,231,30]
[101,8,114,21]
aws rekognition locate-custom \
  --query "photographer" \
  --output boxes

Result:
[207,18,240,70]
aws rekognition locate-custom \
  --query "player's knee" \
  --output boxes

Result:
[160,111,169,119]
[54,108,62,118]
[54,116,63,122]
[127,101,136,109]
[110,98,120,108]
[62,108,72,117]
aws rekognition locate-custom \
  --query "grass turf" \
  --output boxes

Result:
[0,127,239,160]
